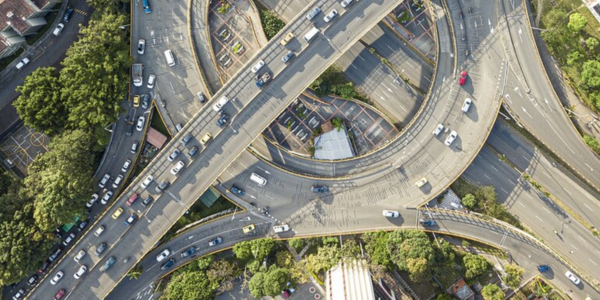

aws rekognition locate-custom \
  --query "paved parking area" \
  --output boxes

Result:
[386,0,436,61]
[263,92,399,156]
[0,125,49,175]
[218,278,323,300]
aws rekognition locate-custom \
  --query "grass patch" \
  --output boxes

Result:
[0,48,24,72]
[255,1,286,40]
[151,106,170,137]
[310,64,369,102]
[26,11,59,45]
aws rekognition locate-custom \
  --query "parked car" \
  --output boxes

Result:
[141,195,153,206]
[101,191,114,204]
[136,116,145,131]
[142,93,151,109]
[13,289,24,300]
[122,159,132,172]
[48,248,61,262]
[230,185,245,196]
[50,271,64,285]
[181,246,197,257]
[382,210,399,218]
[323,9,338,22]
[86,193,99,208]
[62,232,76,246]
[137,39,146,55]
[74,265,87,279]
[197,92,205,103]
[147,74,156,89]
[54,289,66,300]
[131,141,139,153]
[273,225,290,233]
[99,173,111,188]
[415,177,428,188]
[53,23,65,36]
[200,133,212,145]
[26,274,38,286]
[458,71,468,86]
[133,95,140,108]
[311,185,328,193]
[15,57,30,70]
[156,249,170,262]
[282,51,295,63]
[156,180,170,192]
[78,220,88,231]
[112,174,124,188]
[95,243,107,256]
[94,225,105,237]
[161,258,175,270]
[243,224,256,234]
[74,249,86,262]
[216,113,229,127]
[125,214,137,226]
[171,161,185,175]
[188,146,199,157]
[462,98,472,112]
[175,123,183,132]
[208,237,222,247]
[168,149,181,162]
[341,0,353,8]
[280,32,295,46]
[141,175,154,189]
[63,7,74,22]
[38,260,50,274]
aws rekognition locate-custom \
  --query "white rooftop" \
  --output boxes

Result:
[313,125,355,160]
[325,259,375,300]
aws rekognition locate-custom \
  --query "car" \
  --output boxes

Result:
[251,60,265,73]
[382,210,399,218]
[62,232,76,246]
[171,161,185,175]
[432,124,444,135]
[112,207,124,219]
[131,141,139,153]
[273,225,290,233]
[126,193,138,206]
[444,130,458,146]
[137,39,146,55]
[86,193,99,208]
[537,265,550,272]
[50,271,63,285]
[458,70,468,86]
[324,9,338,22]
[216,113,229,127]
[13,289,24,300]
[181,246,197,257]
[188,146,199,157]
[141,93,151,109]
[26,274,38,286]
[54,289,66,300]
[100,256,116,272]
[208,237,223,247]
[243,224,256,234]
[341,0,353,8]
[147,74,156,89]
[280,32,295,46]
[565,271,581,285]
[141,195,153,206]
[197,92,205,103]
[156,249,170,262]
[141,175,153,189]
[311,185,328,193]
[462,98,472,112]
[122,159,132,172]
[175,123,183,132]
[112,174,124,188]
[415,177,428,188]
[168,149,181,162]
[125,214,137,225]
[39,260,50,274]
[95,243,107,256]
[101,190,114,204]
[53,23,65,36]
[77,220,87,231]
[94,225,105,237]
[282,51,295,63]
[15,57,30,70]
[306,6,321,20]
[200,133,212,145]
[230,185,245,196]
[74,265,87,279]
[156,180,170,192]
[420,219,436,227]
[161,258,175,270]
[133,95,140,107]
[181,133,193,145]
[99,173,111,188]
[136,116,145,131]
[74,249,86,262]
[63,7,74,22]
[48,248,61,262]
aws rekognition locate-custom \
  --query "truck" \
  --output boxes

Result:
[132,63,143,87]
[255,72,271,88]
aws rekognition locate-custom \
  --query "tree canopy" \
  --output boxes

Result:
[164,270,214,300]
[582,60,600,89]
[387,230,434,282]
[232,238,276,262]
[363,231,392,268]
[481,283,504,300]
[462,253,489,279]
[249,267,290,298]
[567,13,587,32]
[503,264,525,289]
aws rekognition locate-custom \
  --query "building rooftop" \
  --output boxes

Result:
[0,0,37,35]
[146,127,168,149]
[326,259,374,300]
[313,125,355,160]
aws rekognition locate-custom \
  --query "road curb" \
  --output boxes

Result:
[188,0,214,97]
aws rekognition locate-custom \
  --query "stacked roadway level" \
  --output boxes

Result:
[27,0,410,298]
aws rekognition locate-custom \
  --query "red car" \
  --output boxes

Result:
[459,71,468,86]
[54,289,66,300]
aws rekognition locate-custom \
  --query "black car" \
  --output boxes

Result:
[311,185,329,193]
[161,258,175,270]
[141,93,151,109]
[216,113,229,127]
[77,220,88,231]
[188,146,199,157]
[27,274,38,285]
[141,195,153,206]
[95,243,107,256]
[63,7,74,22]
[230,185,245,196]
[156,180,170,193]
[38,260,50,274]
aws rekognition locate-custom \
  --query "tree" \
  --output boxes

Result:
[127,264,143,280]
[461,193,477,209]
[503,264,525,289]
[462,253,489,279]
[481,283,504,300]
[582,60,600,89]
[363,231,392,268]
[206,260,237,286]
[288,238,305,252]
[233,238,276,262]
[387,230,434,281]
[0,171,12,195]
[249,267,290,298]
[259,10,286,40]
[164,271,214,300]
[24,130,95,231]
[341,239,360,258]
[567,51,584,66]
[14,67,66,135]
[406,257,430,282]
[436,294,452,300]
[275,250,295,268]
[304,244,341,274]
[586,37,599,51]
[86,0,126,12]
[433,239,456,266]
[248,271,268,298]
[322,236,339,246]
[567,13,587,32]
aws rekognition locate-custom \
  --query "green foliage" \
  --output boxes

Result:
[566,51,584,66]
[582,60,600,89]
[503,264,524,289]
[436,294,452,300]
[247,259,262,274]
[461,240,471,247]
[288,238,305,252]
[164,270,215,300]
[432,239,456,265]
[481,283,504,300]
[310,65,362,100]
[259,9,286,40]
[217,2,231,14]
[233,238,276,263]
[462,253,489,280]
[341,239,360,258]
[331,118,343,132]
[206,259,237,285]
[249,267,290,298]
[14,67,66,135]
[0,171,12,195]
[584,135,600,154]
[461,193,476,209]
[586,37,599,51]
[275,250,295,268]
[304,244,341,274]
[322,236,338,246]
[568,13,587,32]
[362,231,392,268]
[387,230,434,282]
[24,130,95,231]
[86,0,127,13]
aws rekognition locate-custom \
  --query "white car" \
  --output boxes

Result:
[15,57,30,70]
[382,210,399,218]
[147,74,156,89]
[136,116,145,131]
[137,39,145,55]
[341,0,353,8]
[101,191,113,205]
[432,124,444,135]
[74,250,86,262]
[251,60,265,73]
[156,249,170,262]
[462,98,472,112]
[50,271,64,285]
[53,23,65,36]
[565,271,581,285]
[94,225,105,237]
[86,193,99,208]
[273,224,290,233]
[112,174,123,188]
[444,130,458,146]
[171,161,185,175]
[74,265,87,279]
[121,159,132,172]
[140,175,153,189]
[324,9,338,22]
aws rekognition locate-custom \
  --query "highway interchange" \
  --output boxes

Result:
[15,0,600,299]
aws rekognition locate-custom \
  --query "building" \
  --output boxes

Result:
[325,259,375,300]
[447,278,475,300]
[0,0,59,59]
[582,0,600,24]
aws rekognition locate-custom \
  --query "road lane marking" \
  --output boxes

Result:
[518,202,525,207]
[542,207,551,214]
[583,203,594,211]
[572,244,579,250]
[484,174,490,179]
[562,188,572,195]
[589,259,597,266]
[535,215,543,222]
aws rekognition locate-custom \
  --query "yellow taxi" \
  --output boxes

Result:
[133,95,140,108]
[280,32,295,46]
[242,224,255,234]
[200,133,212,145]
[112,207,124,219]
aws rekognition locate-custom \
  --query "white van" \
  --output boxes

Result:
[273,224,290,233]
[303,27,320,43]
[250,172,267,186]
[212,96,229,112]
[164,50,175,67]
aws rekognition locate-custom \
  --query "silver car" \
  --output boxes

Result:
[324,9,338,23]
